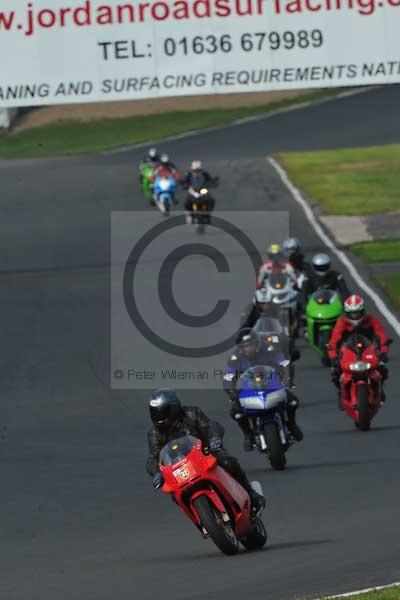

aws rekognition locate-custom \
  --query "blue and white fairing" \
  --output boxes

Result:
[153,175,177,203]
[238,366,287,414]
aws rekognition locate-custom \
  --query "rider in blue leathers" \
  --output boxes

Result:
[223,329,303,451]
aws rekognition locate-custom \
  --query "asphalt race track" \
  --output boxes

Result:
[1,85,400,600]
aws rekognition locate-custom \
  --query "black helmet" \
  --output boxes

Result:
[312,253,331,276]
[237,328,260,359]
[149,388,182,430]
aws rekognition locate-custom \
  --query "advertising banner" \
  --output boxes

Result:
[1,0,400,106]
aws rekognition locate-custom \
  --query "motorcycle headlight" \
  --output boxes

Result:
[349,361,371,372]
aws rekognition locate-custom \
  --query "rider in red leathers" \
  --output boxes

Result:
[328,295,390,403]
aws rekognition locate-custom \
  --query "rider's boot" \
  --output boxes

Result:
[237,417,254,451]
[286,399,304,442]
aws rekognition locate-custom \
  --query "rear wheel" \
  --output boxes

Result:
[357,385,370,431]
[241,517,267,551]
[264,422,286,470]
[193,496,239,556]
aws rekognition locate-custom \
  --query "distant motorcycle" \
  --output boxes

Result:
[264,273,299,337]
[238,365,298,470]
[159,435,267,556]
[153,174,177,216]
[337,332,390,430]
[139,162,156,202]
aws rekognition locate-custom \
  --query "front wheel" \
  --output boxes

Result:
[240,517,267,551]
[264,422,286,470]
[193,496,239,556]
[357,384,370,431]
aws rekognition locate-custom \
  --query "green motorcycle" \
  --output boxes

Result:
[139,163,155,201]
[305,289,343,365]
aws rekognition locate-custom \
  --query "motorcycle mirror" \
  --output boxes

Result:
[291,349,301,362]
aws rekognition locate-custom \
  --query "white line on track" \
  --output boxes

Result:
[268,156,400,338]
[323,581,400,598]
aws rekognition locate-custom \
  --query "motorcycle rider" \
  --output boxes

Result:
[257,243,297,288]
[301,253,350,305]
[182,160,217,222]
[240,288,300,387]
[141,147,160,166]
[139,147,160,190]
[328,295,390,402]
[146,388,266,514]
[282,238,311,279]
[155,153,179,178]
[152,167,178,207]
[241,288,292,333]
[223,329,303,451]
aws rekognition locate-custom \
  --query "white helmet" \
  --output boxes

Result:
[312,253,331,276]
[191,160,202,171]
[148,148,157,160]
[160,153,169,164]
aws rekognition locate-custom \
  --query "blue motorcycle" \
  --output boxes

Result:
[238,365,293,470]
[153,174,177,216]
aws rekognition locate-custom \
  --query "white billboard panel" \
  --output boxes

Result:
[1,0,400,106]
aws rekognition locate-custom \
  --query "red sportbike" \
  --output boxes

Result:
[338,333,383,430]
[159,435,267,556]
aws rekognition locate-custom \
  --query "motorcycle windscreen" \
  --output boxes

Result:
[311,289,338,305]
[253,316,284,338]
[159,435,199,467]
[238,365,284,392]
[342,333,376,357]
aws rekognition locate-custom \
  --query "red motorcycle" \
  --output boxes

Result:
[159,435,267,556]
[338,333,383,430]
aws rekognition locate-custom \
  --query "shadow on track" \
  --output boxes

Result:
[247,458,397,476]
[143,538,335,563]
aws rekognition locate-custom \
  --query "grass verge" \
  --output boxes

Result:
[351,239,400,262]
[0,89,341,158]
[279,145,400,215]
[377,275,400,312]
[326,587,400,600]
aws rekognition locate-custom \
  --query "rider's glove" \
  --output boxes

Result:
[209,438,223,453]
[380,352,389,364]
[153,473,164,490]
